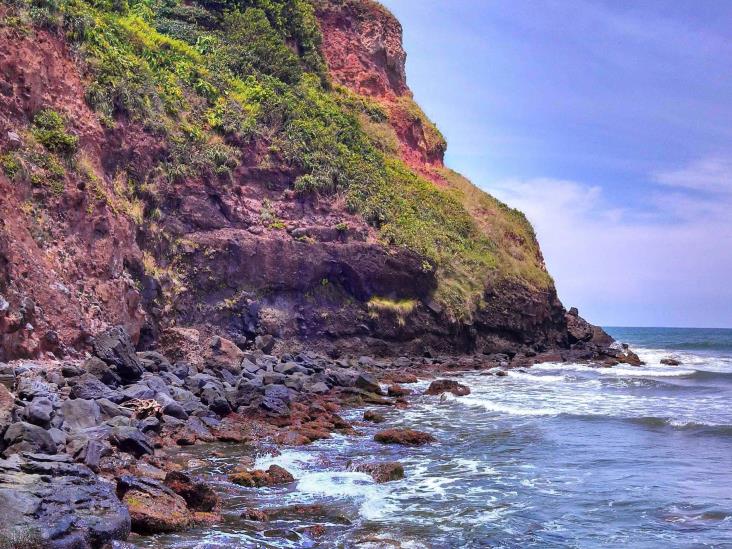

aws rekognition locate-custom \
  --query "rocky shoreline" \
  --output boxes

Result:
[0,322,641,548]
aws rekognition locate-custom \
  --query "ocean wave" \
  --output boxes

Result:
[254,449,318,479]
[296,471,395,521]
[461,398,560,417]
[506,371,566,383]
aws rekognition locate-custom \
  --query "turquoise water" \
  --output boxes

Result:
[143,328,732,548]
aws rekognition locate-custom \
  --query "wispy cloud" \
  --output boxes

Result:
[486,160,732,327]
[654,157,732,196]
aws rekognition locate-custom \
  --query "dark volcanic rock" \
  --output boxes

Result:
[374,428,436,446]
[229,464,295,487]
[92,326,144,382]
[355,373,382,394]
[117,475,191,534]
[164,471,220,512]
[109,426,153,458]
[0,453,130,546]
[363,410,385,423]
[354,461,405,483]
[425,379,471,397]
[3,421,57,455]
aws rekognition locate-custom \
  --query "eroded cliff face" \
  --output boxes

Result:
[0,0,578,361]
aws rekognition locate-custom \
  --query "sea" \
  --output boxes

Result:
[140,327,732,548]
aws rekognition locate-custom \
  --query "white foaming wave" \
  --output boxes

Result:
[460,397,560,417]
[531,361,696,378]
[597,367,696,378]
[296,471,396,520]
[506,371,565,383]
[254,449,317,478]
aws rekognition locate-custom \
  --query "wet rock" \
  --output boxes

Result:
[354,462,404,483]
[109,426,153,458]
[363,410,385,423]
[387,384,411,397]
[616,348,643,366]
[229,464,295,487]
[241,507,269,521]
[425,379,471,397]
[164,471,220,512]
[355,373,382,394]
[661,358,681,366]
[374,428,435,446]
[386,371,418,384]
[117,476,191,533]
[92,326,143,382]
[3,421,57,455]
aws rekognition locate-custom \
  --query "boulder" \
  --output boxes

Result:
[354,462,404,483]
[24,397,53,426]
[0,363,16,390]
[61,399,101,431]
[0,453,130,546]
[425,379,471,397]
[254,334,275,354]
[3,422,57,455]
[228,464,295,487]
[109,426,153,458]
[363,410,385,423]
[164,471,220,512]
[661,358,681,366]
[82,356,122,387]
[355,373,382,394]
[117,476,191,534]
[71,373,119,401]
[92,326,143,382]
[374,428,435,446]
[387,384,411,397]
[0,384,15,433]
[202,336,244,374]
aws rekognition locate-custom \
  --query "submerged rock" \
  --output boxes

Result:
[363,410,386,423]
[374,428,436,446]
[661,358,682,366]
[354,461,405,483]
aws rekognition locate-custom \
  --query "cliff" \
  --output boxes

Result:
[0,0,599,360]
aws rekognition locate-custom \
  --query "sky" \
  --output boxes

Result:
[380,0,732,329]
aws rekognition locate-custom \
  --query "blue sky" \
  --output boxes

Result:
[380,0,732,328]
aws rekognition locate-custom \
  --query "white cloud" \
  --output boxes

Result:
[486,161,732,327]
[654,157,732,196]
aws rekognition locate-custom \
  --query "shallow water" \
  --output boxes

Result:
[137,327,732,548]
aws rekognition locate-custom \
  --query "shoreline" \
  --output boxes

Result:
[0,326,639,548]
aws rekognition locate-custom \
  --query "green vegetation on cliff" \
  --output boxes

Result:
[3,0,551,321]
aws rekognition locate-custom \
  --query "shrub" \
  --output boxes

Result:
[31,109,78,157]
[0,154,20,179]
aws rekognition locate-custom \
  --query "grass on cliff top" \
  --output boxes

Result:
[5,0,550,322]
